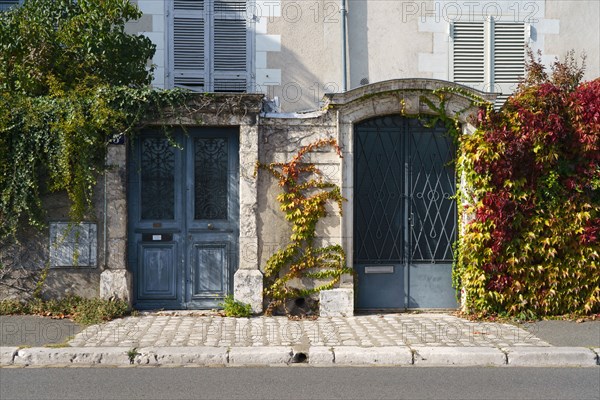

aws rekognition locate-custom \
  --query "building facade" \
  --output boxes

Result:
[127,0,599,111]
[1,0,598,314]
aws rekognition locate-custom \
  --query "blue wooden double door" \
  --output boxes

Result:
[128,128,239,309]
[354,116,459,310]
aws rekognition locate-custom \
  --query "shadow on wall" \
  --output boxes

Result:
[261,40,343,113]
[256,171,290,271]
[260,1,371,112]
[0,180,105,301]
[0,227,48,301]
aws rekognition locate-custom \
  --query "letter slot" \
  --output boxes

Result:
[364,266,394,274]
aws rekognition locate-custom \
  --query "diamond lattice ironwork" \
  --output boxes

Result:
[354,116,456,264]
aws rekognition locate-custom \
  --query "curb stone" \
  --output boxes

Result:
[308,346,334,364]
[504,346,597,367]
[228,346,293,365]
[412,346,506,366]
[13,348,129,366]
[2,346,600,367]
[135,347,228,365]
[332,346,413,365]
[1,347,18,366]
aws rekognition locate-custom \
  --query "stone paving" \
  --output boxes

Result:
[69,313,551,348]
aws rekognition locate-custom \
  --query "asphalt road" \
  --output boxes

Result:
[1,367,598,400]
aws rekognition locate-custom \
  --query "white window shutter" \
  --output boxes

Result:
[213,0,248,92]
[173,0,206,91]
[451,22,485,90]
[492,22,526,107]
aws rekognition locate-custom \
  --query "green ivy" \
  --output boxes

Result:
[257,139,353,315]
[0,0,190,239]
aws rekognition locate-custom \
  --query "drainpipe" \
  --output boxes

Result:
[103,164,108,269]
[340,0,347,92]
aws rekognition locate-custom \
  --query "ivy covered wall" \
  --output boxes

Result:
[455,55,600,317]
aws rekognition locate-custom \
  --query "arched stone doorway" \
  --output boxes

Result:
[324,79,496,310]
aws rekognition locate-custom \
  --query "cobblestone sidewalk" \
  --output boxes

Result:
[69,313,551,348]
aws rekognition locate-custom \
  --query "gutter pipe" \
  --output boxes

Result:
[341,0,347,92]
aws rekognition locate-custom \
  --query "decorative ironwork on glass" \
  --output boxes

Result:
[195,138,228,219]
[409,120,456,262]
[354,116,407,263]
[141,138,175,220]
[354,116,456,264]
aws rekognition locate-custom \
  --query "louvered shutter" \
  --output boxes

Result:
[213,0,248,92]
[173,0,206,91]
[0,0,19,11]
[492,22,526,108]
[451,22,485,90]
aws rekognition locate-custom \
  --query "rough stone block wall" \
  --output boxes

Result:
[0,181,105,301]
[256,113,344,297]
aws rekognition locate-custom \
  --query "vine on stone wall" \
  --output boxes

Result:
[257,138,352,315]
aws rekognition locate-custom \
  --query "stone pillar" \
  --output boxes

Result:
[339,119,355,291]
[100,144,132,304]
[319,288,354,317]
[234,124,263,313]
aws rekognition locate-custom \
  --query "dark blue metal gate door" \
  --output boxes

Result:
[354,116,458,309]
[128,128,239,309]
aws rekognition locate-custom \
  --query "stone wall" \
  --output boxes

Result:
[0,178,105,301]
[255,111,346,306]
[1,83,490,314]
[257,111,341,267]
[99,144,130,303]
[1,94,265,307]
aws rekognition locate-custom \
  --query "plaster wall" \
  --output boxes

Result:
[260,0,599,111]
[128,0,166,89]
[544,1,600,80]
[261,0,342,112]
[348,1,432,88]
[124,1,599,113]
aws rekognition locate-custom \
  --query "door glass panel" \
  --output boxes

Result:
[141,138,175,220]
[194,138,228,220]
[409,120,456,262]
[354,116,406,263]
